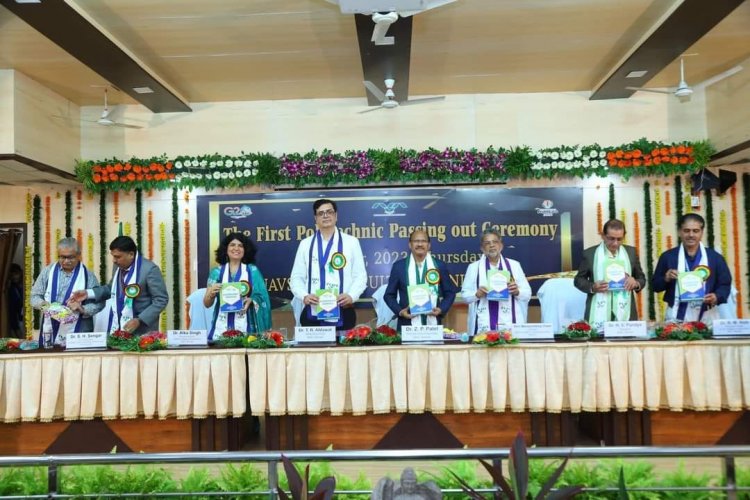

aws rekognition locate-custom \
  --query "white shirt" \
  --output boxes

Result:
[290,229,368,302]
[461,256,531,334]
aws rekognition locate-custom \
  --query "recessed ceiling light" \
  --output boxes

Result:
[626,70,648,78]
[15,0,42,3]
[133,87,154,94]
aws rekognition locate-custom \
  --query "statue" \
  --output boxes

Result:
[372,467,442,500]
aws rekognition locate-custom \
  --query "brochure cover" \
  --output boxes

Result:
[408,284,434,315]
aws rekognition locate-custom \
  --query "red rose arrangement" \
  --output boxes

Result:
[655,321,711,341]
[246,330,287,349]
[472,329,517,346]
[340,324,401,346]
[136,331,167,351]
[214,329,247,348]
[107,330,167,352]
[561,320,601,340]
[0,338,21,353]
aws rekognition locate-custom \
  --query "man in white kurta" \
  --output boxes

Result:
[290,199,367,330]
[461,229,531,335]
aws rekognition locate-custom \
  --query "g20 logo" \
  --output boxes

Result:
[223,205,253,220]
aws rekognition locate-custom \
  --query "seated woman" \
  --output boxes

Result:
[203,232,271,339]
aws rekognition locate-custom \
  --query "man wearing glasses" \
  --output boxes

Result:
[574,219,646,329]
[290,199,367,330]
[31,237,103,344]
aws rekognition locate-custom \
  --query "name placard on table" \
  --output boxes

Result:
[603,321,648,339]
[712,319,750,337]
[295,326,336,344]
[167,329,208,347]
[512,323,554,341]
[66,331,108,350]
[401,325,443,343]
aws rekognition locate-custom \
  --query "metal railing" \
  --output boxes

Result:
[0,445,748,499]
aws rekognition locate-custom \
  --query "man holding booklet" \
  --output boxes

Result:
[652,213,732,322]
[384,229,457,329]
[462,229,531,335]
[290,199,367,330]
[575,219,646,329]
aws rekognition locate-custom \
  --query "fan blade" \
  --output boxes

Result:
[111,122,143,129]
[400,96,446,106]
[694,65,743,89]
[363,81,386,102]
[625,86,673,95]
[358,106,385,114]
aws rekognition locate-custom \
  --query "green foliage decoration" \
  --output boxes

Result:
[643,182,655,320]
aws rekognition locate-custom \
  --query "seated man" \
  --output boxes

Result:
[384,229,457,328]
[461,229,531,334]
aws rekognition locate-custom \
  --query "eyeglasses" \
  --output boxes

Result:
[316,209,335,217]
[58,255,78,261]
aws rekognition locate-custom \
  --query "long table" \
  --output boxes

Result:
[0,342,748,453]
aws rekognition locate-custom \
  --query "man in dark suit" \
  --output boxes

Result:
[574,219,646,325]
[384,229,457,328]
[70,236,169,335]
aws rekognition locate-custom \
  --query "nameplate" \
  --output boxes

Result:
[603,321,648,339]
[66,331,107,350]
[512,323,554,341]
[295,326,336,344]
[401,325,443,343]
[712,319,750,337]
[167,329,208,347]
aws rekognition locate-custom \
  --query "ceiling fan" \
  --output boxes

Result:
[359,79,445,113]
[626,55,743,102]
[88,88,143,129]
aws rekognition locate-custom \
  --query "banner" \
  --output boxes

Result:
[196,187,583,302]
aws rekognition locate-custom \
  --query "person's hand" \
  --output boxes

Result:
[704,293,718,307]
[337,293,353,307]
[592,281,608,293]
[624,276,639,292]
[242,297,254,311]
[665,269,679,282]
[428,307,442,317]
[207,284,221,301]
[508,282,520,296]
[123,318,140,333]
[69,290,88,303]
[303,294,319,306]
[475,286,488,299]
[399,307,413,320]
[68,300,83,313]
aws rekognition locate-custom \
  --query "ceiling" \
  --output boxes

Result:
[0,0,749,182]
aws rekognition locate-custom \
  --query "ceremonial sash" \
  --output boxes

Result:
[107,253,142,334]
[474,254,516,333]
[668,243,717,322]
[306,229,345,326]
[588,243,632,330]
[210,263,258,339]
[406,253,439,326]
[42,263,87,345]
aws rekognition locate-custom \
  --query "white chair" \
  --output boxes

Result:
[718,285,739,319]
[537,278,587,333]
[93,298,113,332]
[186,288,214,330]
[291,297,304,327]
[371,284,397,327]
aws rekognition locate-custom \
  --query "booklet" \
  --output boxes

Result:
[486,269,510,300]
[315,288,340,322]
[219,282,244,313]
[605,258,627,291]
[677,271,706,302]
[408,284,434,315]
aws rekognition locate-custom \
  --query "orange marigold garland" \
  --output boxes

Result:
[665,190,671,216]
[606,144,695,169]
[77,228,83,251]
[666,235,673,249]
[730,186,742,318]
[184,210,191,326]
[596,202,603,234]
[44,196,51,264]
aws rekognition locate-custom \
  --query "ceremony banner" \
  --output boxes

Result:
[196,187,583,302]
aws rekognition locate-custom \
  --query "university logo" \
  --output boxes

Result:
[535,200,559,217]
[223,205,253,220]
[372,201,407,217]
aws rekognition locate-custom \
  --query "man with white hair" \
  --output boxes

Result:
[31,237,103,344]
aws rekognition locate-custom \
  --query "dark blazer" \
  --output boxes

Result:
[91,258,169,334]
[652,246,732,307]
[384,256,457,328]
[574,244,646,320]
